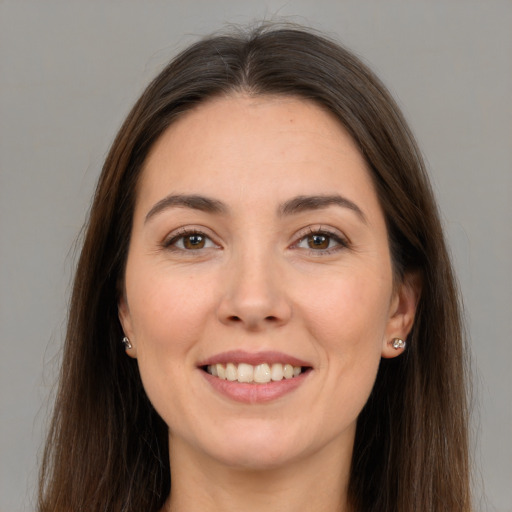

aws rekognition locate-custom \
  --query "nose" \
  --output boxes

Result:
[216,251,292,331]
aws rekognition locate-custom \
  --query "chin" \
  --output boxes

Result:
[198,421,315,470]
[214,443,299,471]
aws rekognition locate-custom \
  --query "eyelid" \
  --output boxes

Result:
[162,225,221,251]
[290,225,350,254]
[161,224,349,255]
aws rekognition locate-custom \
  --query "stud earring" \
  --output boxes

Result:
[122,336,132,349]
[392,338,406,350]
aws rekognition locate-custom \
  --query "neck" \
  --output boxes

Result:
[163,436,354,512]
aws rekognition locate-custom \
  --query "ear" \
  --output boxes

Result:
[118,293,138,358]
[381,271,422,359]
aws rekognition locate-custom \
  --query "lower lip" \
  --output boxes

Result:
[201,370,310,404]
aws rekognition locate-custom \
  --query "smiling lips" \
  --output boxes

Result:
[199,350,312,403]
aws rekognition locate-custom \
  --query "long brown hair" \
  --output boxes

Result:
[39,24,471,512]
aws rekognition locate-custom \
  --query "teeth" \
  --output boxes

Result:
[226,363,237,381]
[253,363,271,383]
[217,364,226,380]
[237,363,253,383]
[206,363,305,383]
[271,363,283,381]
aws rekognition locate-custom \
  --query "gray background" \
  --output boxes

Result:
[1,1,511,511]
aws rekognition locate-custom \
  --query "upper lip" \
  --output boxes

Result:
[198,350,312,368]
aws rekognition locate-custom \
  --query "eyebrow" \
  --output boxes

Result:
[279,194,367,223]
[144,193,366,224]
[145,194,227,223]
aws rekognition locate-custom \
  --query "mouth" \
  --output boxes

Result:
[197,350,313,402]
[201,362,311,384]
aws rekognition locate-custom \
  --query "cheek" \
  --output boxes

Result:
[303,270,392,349]
[126,270,217,421]
[127,269,217,358]
[306,272,390,416]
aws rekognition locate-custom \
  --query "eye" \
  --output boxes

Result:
[165,230,217,251]
[294,228,349,254]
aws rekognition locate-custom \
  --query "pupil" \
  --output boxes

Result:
[308,235,329,249]
[185,235,205,249]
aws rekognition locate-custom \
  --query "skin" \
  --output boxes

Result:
[119,95,419,512]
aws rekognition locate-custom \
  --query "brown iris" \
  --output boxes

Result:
[183,234,206,249]
[307,234,330,250]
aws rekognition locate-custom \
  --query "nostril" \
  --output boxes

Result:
[265,316,278,322]
[228,315,242,322]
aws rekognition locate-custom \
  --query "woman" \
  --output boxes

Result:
[38,25,471,512]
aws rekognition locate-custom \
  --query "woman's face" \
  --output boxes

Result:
[119,95,416,471]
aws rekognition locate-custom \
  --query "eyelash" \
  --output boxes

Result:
[292,226,350,256]
[162,226,350,255]
[162,227,218,252]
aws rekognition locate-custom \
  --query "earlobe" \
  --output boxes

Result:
[381,271,422,359]
[118,294,137,358]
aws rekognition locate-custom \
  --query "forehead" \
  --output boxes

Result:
[137,94,379,216]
